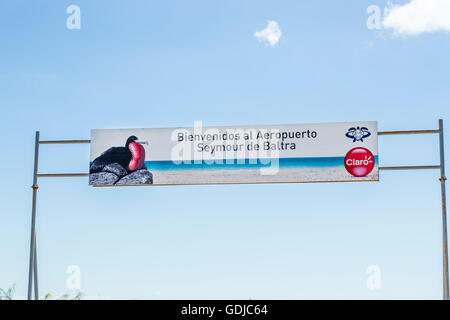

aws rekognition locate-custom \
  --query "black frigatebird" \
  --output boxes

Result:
[90,136,147,174]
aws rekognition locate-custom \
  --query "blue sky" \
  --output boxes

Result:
[1,0,450,299]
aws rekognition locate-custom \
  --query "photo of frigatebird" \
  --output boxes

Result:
[90,136,147,174]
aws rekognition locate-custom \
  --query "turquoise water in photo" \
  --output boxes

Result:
[144,156,379,171]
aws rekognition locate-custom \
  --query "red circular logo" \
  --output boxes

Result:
[344,147,375,177]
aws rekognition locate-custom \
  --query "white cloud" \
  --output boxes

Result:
[254,21,282,46]
[382,0,450,35]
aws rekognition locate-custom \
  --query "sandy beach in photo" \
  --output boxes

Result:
[150,167,378,185]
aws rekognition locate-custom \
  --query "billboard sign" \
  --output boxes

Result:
[89,121,378,186]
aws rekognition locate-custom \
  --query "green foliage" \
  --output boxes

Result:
[44,291,84,300]
[0,285,83,300]
[0,284,16,300]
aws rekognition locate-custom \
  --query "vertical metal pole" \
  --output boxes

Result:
[439,119,449,300]
[33,233,39,300]
[27,131,40,300]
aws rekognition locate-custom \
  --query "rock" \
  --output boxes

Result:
[116,170,153,185]
[102,163,128,178]
[89,172,119,185]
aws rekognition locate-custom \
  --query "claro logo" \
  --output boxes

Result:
[344,147,375,177]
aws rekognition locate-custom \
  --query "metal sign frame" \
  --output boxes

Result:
[27,120,449,300]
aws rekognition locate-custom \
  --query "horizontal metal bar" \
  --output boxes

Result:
[37,173,89,178]
[39,140,90,145]
[36,167,440,177]
[36,130,438,144]
[36,129,439,144]
[380,165,441,171]
[378,130,440,136]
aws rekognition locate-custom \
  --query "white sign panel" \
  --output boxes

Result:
[90,121,378,186]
